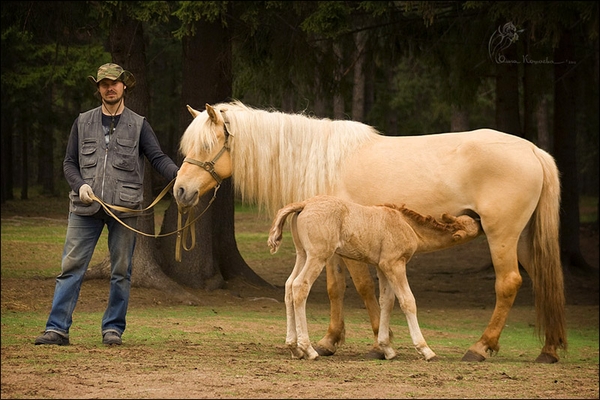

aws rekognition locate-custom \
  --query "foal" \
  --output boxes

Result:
[268,195,482,361]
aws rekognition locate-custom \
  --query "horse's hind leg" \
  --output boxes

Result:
[344,258,386,359]
[315,257,384,359]
[314,255,347,357]
[462,235,522,362]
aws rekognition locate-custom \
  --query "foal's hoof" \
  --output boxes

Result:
[535,352,558,364]
[426,355,440,362]
[314,345,335,357]
[461,350,486,362]
[365,348,386,360]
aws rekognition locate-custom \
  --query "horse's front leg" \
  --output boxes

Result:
[342,258,386,359]
[314,256,347,356]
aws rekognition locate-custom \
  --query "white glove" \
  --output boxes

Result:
[79,184,95,205]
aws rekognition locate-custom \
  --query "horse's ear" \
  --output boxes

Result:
[186,105,201,118]
[441,213,456,223]
[453,230,467,241]
[206,103,219,124]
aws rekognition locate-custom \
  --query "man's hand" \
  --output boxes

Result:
[79,184,95,204]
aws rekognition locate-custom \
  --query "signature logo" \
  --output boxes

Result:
[488,22,524,63]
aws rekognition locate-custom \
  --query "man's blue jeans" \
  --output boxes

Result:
[44,211,137,339]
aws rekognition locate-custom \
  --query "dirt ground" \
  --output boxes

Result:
[1,216,598,399]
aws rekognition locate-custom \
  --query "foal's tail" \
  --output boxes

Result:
[268,202,306,254]
[531,148,567,354]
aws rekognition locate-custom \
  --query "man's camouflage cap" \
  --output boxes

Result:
[87,63,136,90]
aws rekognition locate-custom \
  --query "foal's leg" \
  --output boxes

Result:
[381,260,437,361]
[285,246,307,359]
[316,257,384,359]
[375,269,397,360]
[293,256,328,360]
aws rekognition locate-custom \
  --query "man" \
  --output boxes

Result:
[35,63,179,346]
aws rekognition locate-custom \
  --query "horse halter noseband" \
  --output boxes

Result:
[182,120,231,185]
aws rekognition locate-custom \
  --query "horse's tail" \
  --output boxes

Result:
[530,148,567,353]
[268,202,306,254]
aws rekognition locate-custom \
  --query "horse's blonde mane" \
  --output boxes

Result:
[182,100,381,215]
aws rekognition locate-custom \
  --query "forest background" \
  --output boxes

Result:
[1,1,598,297]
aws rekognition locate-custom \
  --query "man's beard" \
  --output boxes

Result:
[103,93,123,106]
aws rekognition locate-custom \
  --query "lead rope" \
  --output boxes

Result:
[175,184,220,261]
[89,178,220,262]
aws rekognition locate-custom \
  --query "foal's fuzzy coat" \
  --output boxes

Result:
[268,195,482,361]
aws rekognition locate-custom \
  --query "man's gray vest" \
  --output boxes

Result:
[69,106,146,218]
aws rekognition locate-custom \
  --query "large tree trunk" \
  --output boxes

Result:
[494,37,521,136]
[553,28,591,273]
[333,42,345,119]
[1,101,15,203]
[351,31,367,122]
[38,87,55,196]
[158,15,270,290]
[450,105,469,132]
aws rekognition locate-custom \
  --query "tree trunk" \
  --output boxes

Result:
[158,15,271,290]
[553,28,591,273]
[1,102,15,203]
[38,87,55,196]
[352,31,367,123]
[450,105,469,132]
[20,117,29,200]
[333,42,345,119]
[494,40,521,136]
[521,24,535,144]
[535,97,550,153]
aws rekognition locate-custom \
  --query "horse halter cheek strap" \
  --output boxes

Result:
[182,120,232,186]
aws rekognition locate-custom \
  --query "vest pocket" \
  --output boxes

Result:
[80,139,98,169]
[112,138,138,172]
[116,180,142,207]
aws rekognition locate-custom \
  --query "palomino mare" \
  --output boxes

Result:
[173,100,566,363]
[267,195,483,361]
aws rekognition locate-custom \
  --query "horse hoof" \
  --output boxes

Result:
[535,352,558,363]
[426,355,440,362]
[461,350,486,362]
[365,348,386,360]
[314,345,335,357]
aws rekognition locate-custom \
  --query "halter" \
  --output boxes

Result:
[175,119,232,261]
[182,120,231,185]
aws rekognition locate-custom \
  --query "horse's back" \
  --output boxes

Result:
[337,129,546,223]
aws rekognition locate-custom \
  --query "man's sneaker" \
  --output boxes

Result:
[34,331,69,346]
[102,331,122,345]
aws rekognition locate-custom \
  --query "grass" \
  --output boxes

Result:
[1,189,598,398]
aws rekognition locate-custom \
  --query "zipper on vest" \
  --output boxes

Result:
[101,147,108,199]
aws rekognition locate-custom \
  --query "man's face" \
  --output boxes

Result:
[98,79,125,106]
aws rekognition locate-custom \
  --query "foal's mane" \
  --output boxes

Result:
[182,100,381,216]
[380,203,464,233]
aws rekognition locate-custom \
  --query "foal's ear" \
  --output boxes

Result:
[441,213,457,223]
